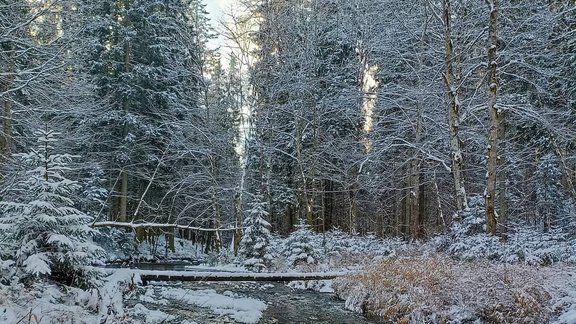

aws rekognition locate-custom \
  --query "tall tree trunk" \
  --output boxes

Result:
[442,0,468,215]
[295,116,313,226]
[112,170,128,222]
[349,174,359,235]
[410,102,424,239]
[485,0,500,235]
[115,33,132,223]
[0,44,15,165]
[497,112,508,240]
[433,170,447,229]
[210,157,222,251]
[233,189,242,256]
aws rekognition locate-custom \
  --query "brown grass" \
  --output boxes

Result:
[334,255,553,323]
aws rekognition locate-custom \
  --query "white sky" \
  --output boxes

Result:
[205,0,235,50]
[205,0,233,25]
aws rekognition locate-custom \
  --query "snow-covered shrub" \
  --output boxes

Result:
[268,228,404,271]
[322,230,399,256]
[503,227,573,265]
[0,129,103,287]
[239,195,273,272]
[0,257,14,284]
[281,220,319,267]
[432,195,502,260]
[429,193,576,264]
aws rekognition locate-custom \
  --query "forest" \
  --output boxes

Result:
[1,0,576,323]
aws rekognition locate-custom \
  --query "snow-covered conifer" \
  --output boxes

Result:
[239,195,273,272]
[282,220,319,267]
[0,129,102,287]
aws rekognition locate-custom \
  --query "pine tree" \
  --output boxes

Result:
[0,129,102,287]
[239,195,272,272]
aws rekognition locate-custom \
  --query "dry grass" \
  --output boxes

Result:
[334,255,554,323]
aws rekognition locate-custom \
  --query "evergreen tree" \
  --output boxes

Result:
[0,129,102,287]
[239,195,272,272]
[86,0,205,222]
[282,220,319,267]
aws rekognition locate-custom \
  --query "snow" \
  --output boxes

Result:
[184,264,248,273]
[159,287,267,323]
[98,269,141,317]
[130,303,176,323]
[0,283,103,324]
[557,309,576,324]
[22,253,51,275]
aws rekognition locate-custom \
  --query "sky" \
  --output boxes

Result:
[205,0,232,24]
[205,0,235,50]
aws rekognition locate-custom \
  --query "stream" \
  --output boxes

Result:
[120,263,377,323]
[126,281,376,324]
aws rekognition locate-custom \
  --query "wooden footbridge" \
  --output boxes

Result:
[117,269,352,285]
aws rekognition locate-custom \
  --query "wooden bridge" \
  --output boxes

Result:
[119,269,352,285]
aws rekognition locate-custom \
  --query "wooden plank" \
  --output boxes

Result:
[130,270,351,285]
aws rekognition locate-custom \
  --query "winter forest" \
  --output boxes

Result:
[1,0,576,323]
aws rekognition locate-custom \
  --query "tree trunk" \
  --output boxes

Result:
[349,165,359,234]
[119,170,128,222]
[0,44,15,165]
[442,0,468,215]
[233,190,242,256]
[410,102,424,240]
[433,170,447,229]
[114,24,132,223]
[210,157,222,252]
[485,0,500,235]
[497,112,507,240]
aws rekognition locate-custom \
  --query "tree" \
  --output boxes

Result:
[238,195,272,272]
[86,0,205,223]
[440,0,468,214]
[0,129,102,287]
[485,0,500,235]
[282,220,318,267]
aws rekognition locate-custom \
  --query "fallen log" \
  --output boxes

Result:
[92,221,239,232]
[113,269,351,285]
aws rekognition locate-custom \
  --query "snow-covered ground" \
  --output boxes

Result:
[0,269,269,324]
[2,228,576,323]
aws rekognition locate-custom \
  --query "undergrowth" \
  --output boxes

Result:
[334,255,555,323]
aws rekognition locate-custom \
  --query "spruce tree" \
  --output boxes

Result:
[0,129,102,287]
[239,195,272,272]
[86,0,205,222]
[282,220,319,267]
